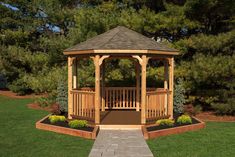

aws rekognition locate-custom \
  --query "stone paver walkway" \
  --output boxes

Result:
[89,129,154,157]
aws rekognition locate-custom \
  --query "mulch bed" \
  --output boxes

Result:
[27,103,53,112]
[41,117,94,132]
[147,117,200,132]
[195,111,235,122]
[142,116,205,139]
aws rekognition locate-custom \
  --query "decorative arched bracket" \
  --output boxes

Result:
[69,57,76,66]
[132,55,143,65]
[132,55,151,66]
[99,55,110,66]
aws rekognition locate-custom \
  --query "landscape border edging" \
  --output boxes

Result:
[36,114,99,139]
[142,116,205,139]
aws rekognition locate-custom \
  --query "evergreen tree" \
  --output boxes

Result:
[174,78,186,114]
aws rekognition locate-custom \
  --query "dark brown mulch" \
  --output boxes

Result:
[146,117,200,132]
[41,117,94,132]
[195,111,235,122]
[27,103,53,112]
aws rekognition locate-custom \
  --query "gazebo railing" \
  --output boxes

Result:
[70,87,170,122]
[70,89,95,121]
[104,87,137,109]
[146,89,169,121]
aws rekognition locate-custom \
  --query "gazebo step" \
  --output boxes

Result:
[99,125,142,130]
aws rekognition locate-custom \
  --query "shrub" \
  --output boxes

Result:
[50,103,61,115]
[0,74,7,89]
[184,104,202,115]
[56,77,68,112]
[26,66,66,94]
[211,98,235,115]
[8,77,32,95]
[156,119,175,126]
[194,105,202,115]
[68,120,88,128]
[48,115,66,124]
[35,93,56,108]
[174,78,186,114]
[177,115,192,124]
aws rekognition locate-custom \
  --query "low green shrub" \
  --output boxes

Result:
[184,104,202,115]
[68,120,88,128]
[156,119,175,126]
[211,98,235,115]
[177,115,192,124]
[35,93,56,108]
[48,115,66,124]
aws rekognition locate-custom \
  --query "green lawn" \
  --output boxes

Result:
[147,122,235,157]
[1,95,235,157]
[0,96,94,157]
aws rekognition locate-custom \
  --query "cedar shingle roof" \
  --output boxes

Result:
[64,26,178,55]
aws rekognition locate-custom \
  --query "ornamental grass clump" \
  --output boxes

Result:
[177,115,192,124]
[48,115,66,124]
[68,120,88,128]
[156,119,175,126]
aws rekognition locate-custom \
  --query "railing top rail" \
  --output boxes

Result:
[71,90,95,94]
[105,87,136,90]
[147,90,171,95]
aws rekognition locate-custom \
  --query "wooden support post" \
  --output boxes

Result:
[168,57,174,119]
[101,61,105,111]
[164,60,169,115]
[94,55,101,124]
[141,55,147,124]
[68,57,73,119]
[73,58,77,89]
[135,62,140,111]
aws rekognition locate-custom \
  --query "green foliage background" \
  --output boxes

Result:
[0,0,234,111]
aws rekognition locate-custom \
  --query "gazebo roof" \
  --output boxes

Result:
[64,26,179,55]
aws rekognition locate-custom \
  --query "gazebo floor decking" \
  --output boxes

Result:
[100,110,141,125]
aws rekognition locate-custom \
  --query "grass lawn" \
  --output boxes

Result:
[147,122,235,157]
[1,95,235,157]
[0,96,94,157]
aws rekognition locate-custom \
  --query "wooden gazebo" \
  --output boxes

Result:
[63,26,178,125]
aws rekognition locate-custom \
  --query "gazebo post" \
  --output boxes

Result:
[141,55,147,124]
[164,60,169,115]
[101,61,105,112]
[68,56,73,119]
[135,62,140,111]
[94,55,101,124]
[73,57,77,89]
[168,57,174,119]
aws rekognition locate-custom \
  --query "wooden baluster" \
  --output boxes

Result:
[105,89,108,109]
[87,94,90,118]
[123,89,125,108]
[120,89,122,108]
[130,89,133,108]
[85,94,87,117]
[116,89,118,108]
[159,94,162,116]
[113,89,115,108]
[146,95,149,119]
[75,93,77,115]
